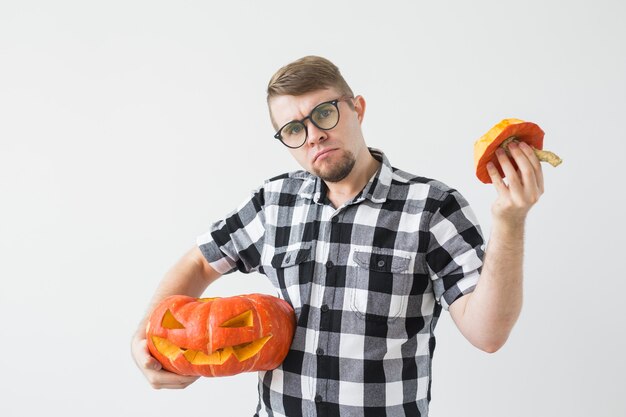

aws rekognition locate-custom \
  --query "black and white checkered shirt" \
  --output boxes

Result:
[197,148,485,417]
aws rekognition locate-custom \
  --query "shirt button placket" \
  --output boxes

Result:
[317,213,338,414]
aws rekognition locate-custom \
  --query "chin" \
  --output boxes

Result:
[315,154,356,183]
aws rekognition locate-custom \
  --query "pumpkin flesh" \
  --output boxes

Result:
[474,118,545,184]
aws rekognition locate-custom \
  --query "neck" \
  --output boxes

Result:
[325,148,380,208]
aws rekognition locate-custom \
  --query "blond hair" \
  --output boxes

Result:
[267,55,354,103]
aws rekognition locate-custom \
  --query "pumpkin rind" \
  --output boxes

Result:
[146,294,296,377]
[474,118,545,184]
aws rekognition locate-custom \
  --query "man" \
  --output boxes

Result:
[131,55,544,416]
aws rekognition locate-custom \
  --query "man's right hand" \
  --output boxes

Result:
[131,246,221,388]
[131,330,199,389]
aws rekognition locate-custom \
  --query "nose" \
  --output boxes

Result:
[304,119,327,146]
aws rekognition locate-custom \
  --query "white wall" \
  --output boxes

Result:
[1,1,624,415]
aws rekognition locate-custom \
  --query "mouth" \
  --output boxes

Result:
[313,148,337,163]
[151,334,273,365]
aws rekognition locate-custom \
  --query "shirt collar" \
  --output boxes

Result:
[303,147,392,205]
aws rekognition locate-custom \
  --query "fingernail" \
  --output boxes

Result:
[487,162,495,171]
[496,149,505,157]
[519,141,529,150]
[509,142,518,150]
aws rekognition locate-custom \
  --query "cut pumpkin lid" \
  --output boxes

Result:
[474,118,562,184]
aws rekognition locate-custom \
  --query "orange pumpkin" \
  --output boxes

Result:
[146,294,296,377]
[474,118,562,184]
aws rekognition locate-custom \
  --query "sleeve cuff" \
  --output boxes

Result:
[440,270,480,311]
[196,233,237,275]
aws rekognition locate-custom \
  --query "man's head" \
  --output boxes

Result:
[267,56,355,117]
[267,56,368,183]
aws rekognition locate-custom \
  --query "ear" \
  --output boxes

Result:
[353,95,366,124]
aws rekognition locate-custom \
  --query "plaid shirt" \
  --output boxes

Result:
[197,148,485,417]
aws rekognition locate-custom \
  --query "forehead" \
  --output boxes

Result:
[270,88,340,126]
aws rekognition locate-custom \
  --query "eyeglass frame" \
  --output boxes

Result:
[273,96,354,149]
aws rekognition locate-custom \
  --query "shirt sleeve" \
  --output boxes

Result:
[425,189,485,310]
[196,186,266,275]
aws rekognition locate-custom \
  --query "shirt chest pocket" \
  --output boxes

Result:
[269,245,314,312]
[271,246,312,269]
[350,251,413,322]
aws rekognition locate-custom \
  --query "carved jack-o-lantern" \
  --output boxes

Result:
[146,294,296,377]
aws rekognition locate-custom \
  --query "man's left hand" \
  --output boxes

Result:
[487,141,544,224]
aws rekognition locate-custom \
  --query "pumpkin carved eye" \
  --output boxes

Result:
[161,309,185,329]
[220,310,253,328]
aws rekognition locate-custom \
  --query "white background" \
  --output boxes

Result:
[1,1,625,416]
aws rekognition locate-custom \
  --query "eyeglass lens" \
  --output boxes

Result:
[280,101,339,148]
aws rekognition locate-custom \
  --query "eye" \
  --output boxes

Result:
[284,123,303,136]
[318,109,331,118]
[220,310,254,328]
[313,103,336,121]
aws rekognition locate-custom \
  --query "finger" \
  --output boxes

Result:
[142,349,162,371]
[148,369,199,389]
[519,141,544,193]
[135,338,163,371]
[152,379,197,389]
[508,142,539,194]
[487,161,509,196]
[495,148,523,195]
[146,358,162,371]
[155,383,192,390]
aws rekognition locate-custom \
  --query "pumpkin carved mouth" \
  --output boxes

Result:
[151,307,273,365]
[151,334,273,365]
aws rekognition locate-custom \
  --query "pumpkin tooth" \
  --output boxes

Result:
[232,335,273,362]
[183,349,198,363]
[219,347,234,364]
[151,336,183,360]
[184,349,223,365]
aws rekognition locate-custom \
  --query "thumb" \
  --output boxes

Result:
[133,335,163,371]
[142,339,163,371]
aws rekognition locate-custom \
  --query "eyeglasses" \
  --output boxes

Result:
[274,98,350,148]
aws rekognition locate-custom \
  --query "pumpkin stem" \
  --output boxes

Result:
[533,149,563,167]
[501,136,563,167]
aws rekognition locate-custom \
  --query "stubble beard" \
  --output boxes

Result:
[313,149,356,183]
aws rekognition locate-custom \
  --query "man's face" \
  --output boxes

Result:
[269,88,366,183]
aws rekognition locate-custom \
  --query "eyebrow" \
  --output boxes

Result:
[281,98,335,126]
